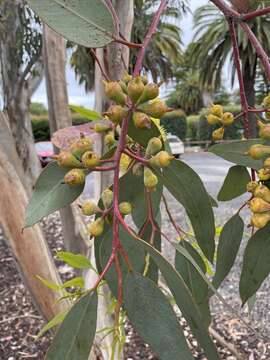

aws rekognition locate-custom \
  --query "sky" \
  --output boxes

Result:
[32,0,208,108]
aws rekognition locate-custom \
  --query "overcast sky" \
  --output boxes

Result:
[32,0,208,108]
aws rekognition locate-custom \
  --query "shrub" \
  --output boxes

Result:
[187,115,200,141]
[160,109,187,140]
[30,102,48,116]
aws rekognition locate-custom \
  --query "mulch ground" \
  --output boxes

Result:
[1,214,270,360]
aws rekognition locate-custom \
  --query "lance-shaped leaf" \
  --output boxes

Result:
[175,240,211,327]
[45,291,98,360]
[133,236,219,359]
[155,159,215,262]
[25,162,84,227]
[209,140,263,170]
[27,0,117,48]
[124,273,193,360]
[240,223,270,304]
[56,251,93,270]
[37,310,68,338]
[217,165,251,201]
[213,214,244,289]
[69,105,102,121]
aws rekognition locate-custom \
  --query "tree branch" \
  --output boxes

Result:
[243,6,270,21]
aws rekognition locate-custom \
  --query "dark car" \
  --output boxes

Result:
[35,141,54,167]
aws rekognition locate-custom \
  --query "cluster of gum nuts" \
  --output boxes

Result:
[206,104,235,141]
[54,73,174,237]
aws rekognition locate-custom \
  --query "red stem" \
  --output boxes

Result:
[243,7,270,21]
[123,148,149,165]
[89,49,110,82]
[92,165,116,171]
[228,19,250,139]
[210,0,239,17]
[133,0,168,76]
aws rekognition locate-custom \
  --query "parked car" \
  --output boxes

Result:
[35,141,54,167]
[167,134,184,158]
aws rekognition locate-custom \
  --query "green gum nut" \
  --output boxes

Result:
[258,120,270,140]
[69,136,93,158]
[144,167,158,190]
[210,104,223,118]
[249,197,270,213]
[87,218,104,237]
[81,200,100,216]
[105,105,128,124]
[81,151,100,168]
[248,144,270,160]
[138,100,170,118]
[133,112,151,129]
[254,185,270,203]
[101,188,113,208]
[212,127,224,141]
[145,137,163,156]
[64,169,85,186]
[127,76,145,103]
[137,83,159,104]
[251,212,270,229]
[57,151,82,168]
[221,112,234,126]
[119,202,133,215]
[150,151,174,168]
[103,81,127,105]
[207,114,220,125]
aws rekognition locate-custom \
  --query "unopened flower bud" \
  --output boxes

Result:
[254,185,270,203]
[101,188,113,208]
[119,202,133,215]
[251,212,270,228]
[69,135,93,158]
[81,200,100,216]
[144,167,158,190]
[87,218,104,237]
[146,137,163,156]
[57,151,82,168]
[207,114,220,125]
[258,120,270,140]
[104,132,116,148]
[149,151,174,168]
[263,94,270,108]
[82,151,100,168]
[221,112,234,126]
[103,81,127,105]
[210,104,223,118]
[258,168,270,181]
[133,112,151,129]
[127,76,145,103]
[122,72,132,84]
[249,197,270,213]
[137,83,159,104]
[64,169,85,186]
[246,181,259,194]
[138,100,171,118]
[212,127,224,141]
[105,105,128,124]
[248,144,270,160]
[94,123,111,133]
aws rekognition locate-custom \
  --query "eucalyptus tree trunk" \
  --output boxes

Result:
[0,0,42,193]
[0,0,68,322]
[87,2,134,359]
[43,25,87,254]
[243,60,258,138]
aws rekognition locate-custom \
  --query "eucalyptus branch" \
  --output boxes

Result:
[243,6,270,21]
[89,49,110,81]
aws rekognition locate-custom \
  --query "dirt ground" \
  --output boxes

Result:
[1,213,270,360]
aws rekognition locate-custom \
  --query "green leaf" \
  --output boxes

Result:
[69,105,102,121]
[124,273,193,360]
[118,171,162,228]
[36,275,62,292]
[100,226,145,298]
[175,240,211,327]
[37,310,68,338]
[45,291,98,360]
[155,159,215,262]
[128,118,161,148]
[209,140,263,170]
[27,0,116,48]
[25,162,84,227]
[57,252,93,270]
[133,236,219,359]
[240,223,270,304]
[217,166,251,201]
[213,214,244,289]
[63,277,84,289]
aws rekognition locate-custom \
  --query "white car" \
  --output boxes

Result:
[167,134,184,158]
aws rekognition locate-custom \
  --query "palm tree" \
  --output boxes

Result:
[70,0,187,89]
[190,4,270,136]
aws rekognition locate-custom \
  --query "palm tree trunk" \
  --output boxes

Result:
[243,60,258,138]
